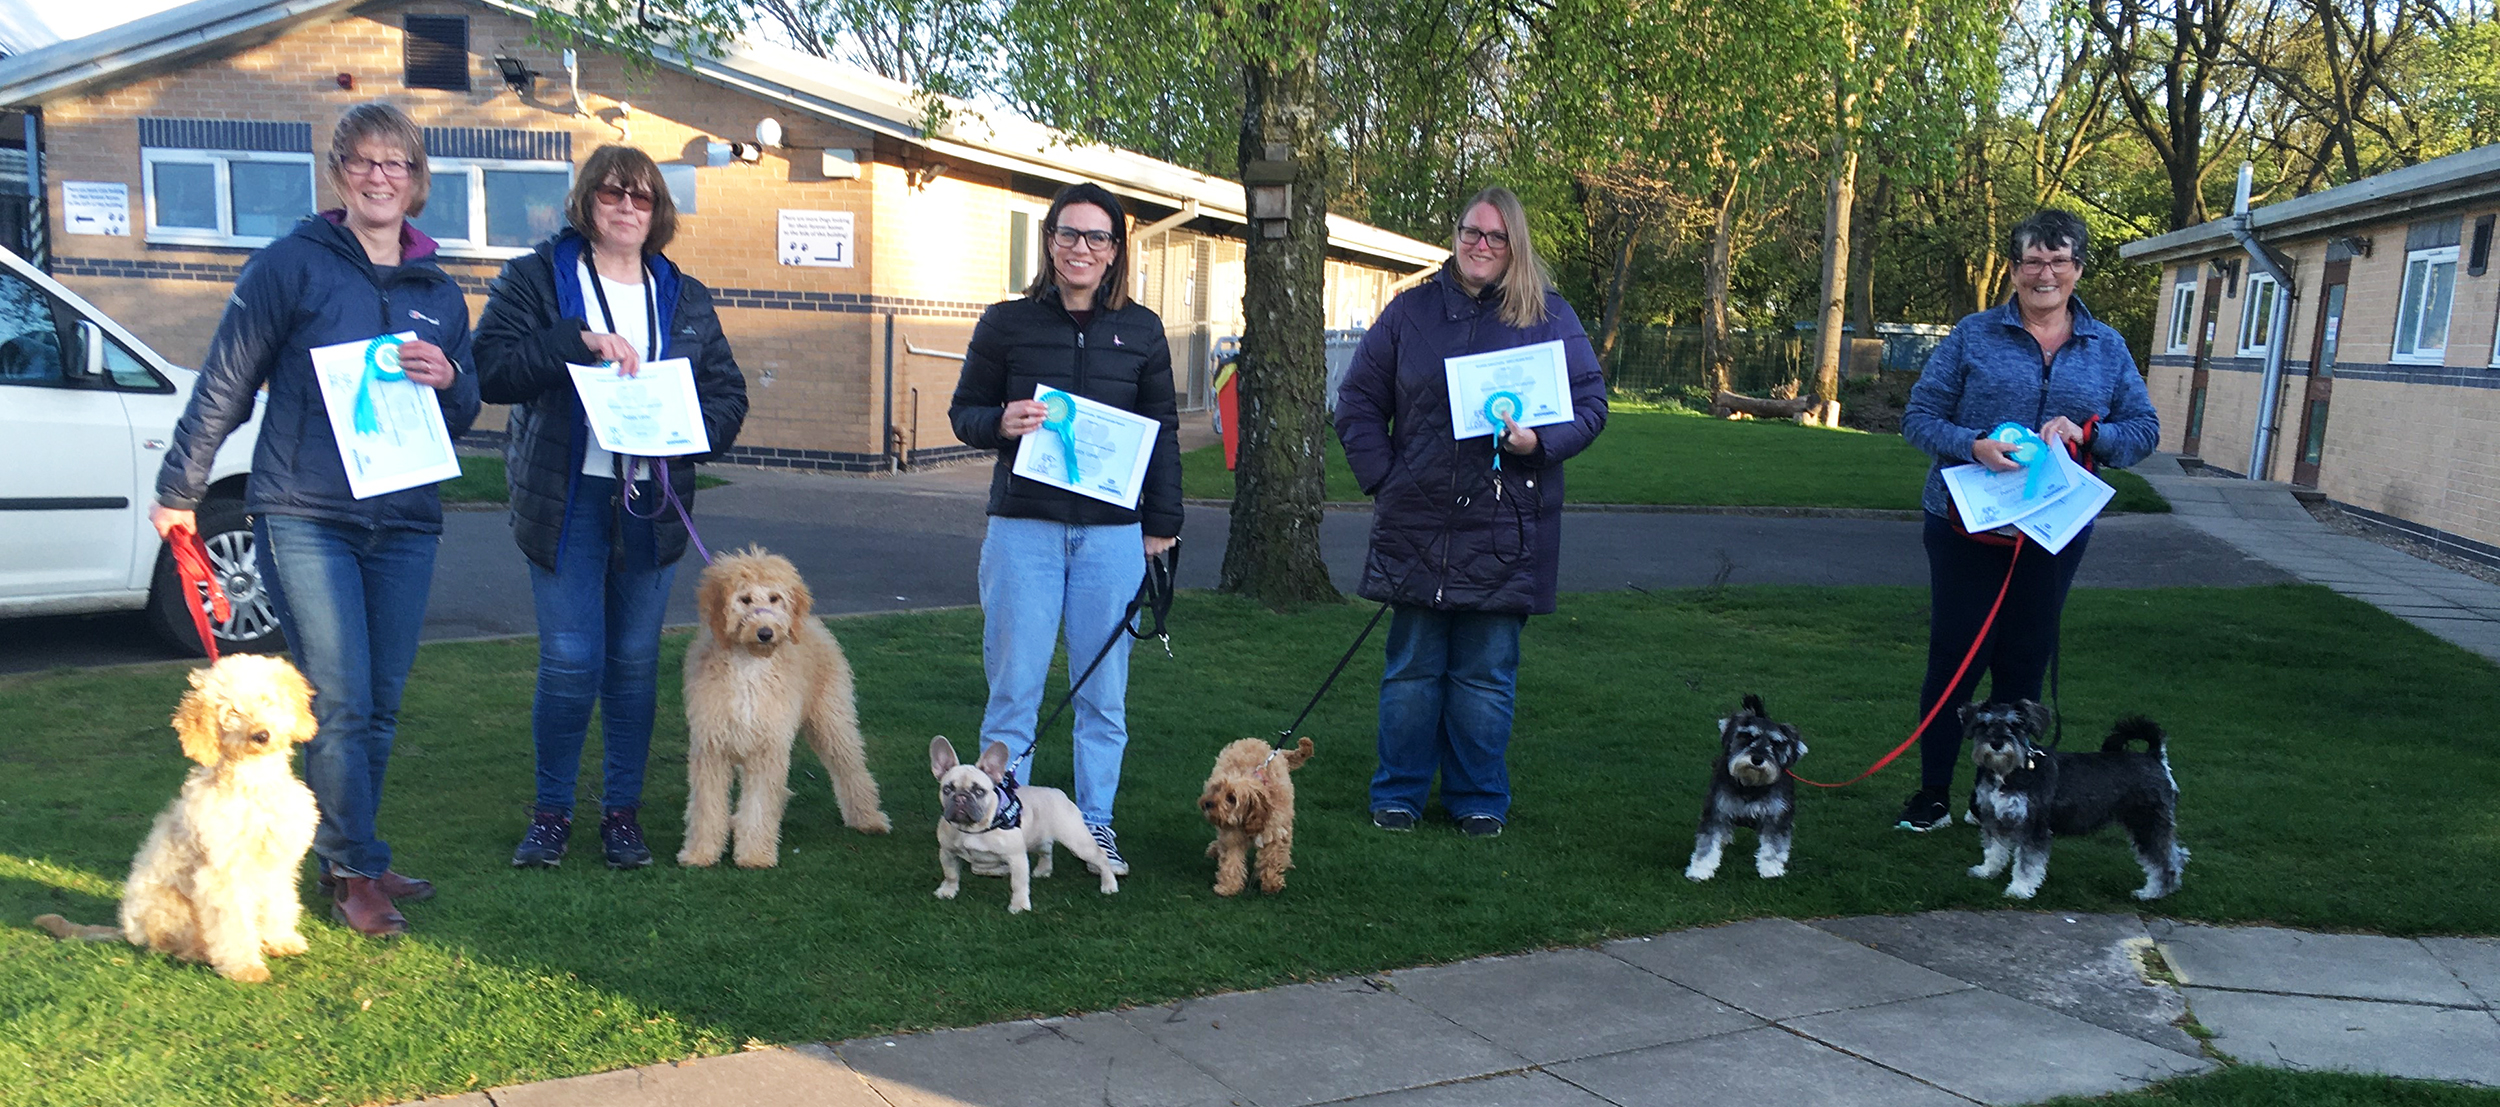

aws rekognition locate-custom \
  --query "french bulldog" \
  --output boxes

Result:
[930,736,1119,913]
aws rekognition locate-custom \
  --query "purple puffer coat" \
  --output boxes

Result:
[1334,263,1609,615]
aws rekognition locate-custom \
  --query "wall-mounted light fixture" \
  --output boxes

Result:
[755,117,783,148]
[492,55,540,95]
[2329,234,2374,259]
[706,140,763,167]
[2210,257,2242,297]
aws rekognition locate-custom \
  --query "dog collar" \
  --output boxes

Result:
[987,772,1023,831]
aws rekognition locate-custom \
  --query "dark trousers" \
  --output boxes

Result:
[1916,512,2091,792]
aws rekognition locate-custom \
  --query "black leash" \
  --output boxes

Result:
[1276,600,1392,744]
[1031,542,1179,739]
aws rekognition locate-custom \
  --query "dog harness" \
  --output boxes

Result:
[987,772,1024,831]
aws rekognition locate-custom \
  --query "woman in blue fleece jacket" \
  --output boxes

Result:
[1894,209,2159,832]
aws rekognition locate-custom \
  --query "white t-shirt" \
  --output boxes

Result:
[576,257,660,480]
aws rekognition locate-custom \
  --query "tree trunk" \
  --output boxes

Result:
[1710,390,1817,420]
[1811,127,1857,429]
[1219,30,1339,608]
[1701,168,1740,398]
[1846,173,1888,340]
[1593,202,1642,378]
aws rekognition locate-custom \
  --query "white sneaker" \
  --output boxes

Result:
[1086,823,1130,876]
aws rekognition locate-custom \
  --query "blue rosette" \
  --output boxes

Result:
[350,334,407,436]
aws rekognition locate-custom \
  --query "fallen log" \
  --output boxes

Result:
[1710,390,1818,421]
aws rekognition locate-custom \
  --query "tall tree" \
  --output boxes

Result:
[2085,0,2273,230]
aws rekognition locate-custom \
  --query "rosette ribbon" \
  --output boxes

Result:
[351,334,407,436]
[1485,391,1523,472]
[1989,421,2054,499]
[1039,389,1081,484]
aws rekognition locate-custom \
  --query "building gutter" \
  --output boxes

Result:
[2229,164,2298,480]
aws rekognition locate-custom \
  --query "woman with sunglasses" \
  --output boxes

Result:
[476,144,748,869]
[1893,208,2158,832]
[948,182,1181,876]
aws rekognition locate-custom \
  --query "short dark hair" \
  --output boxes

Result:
[2009,209,2089,268]
[1023,181,1131,311]
[566,144,678,257]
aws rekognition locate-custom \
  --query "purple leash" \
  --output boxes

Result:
[624,462,713,565]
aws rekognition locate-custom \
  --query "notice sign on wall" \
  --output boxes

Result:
[63,181,131,236]
[778,209,854,268]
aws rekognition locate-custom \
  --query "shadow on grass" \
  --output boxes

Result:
[2,585,2490,1104]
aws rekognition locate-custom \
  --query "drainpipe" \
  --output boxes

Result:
[881,313,896,472]
[2229,163,2295,481]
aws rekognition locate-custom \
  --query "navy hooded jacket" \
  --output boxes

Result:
[157,213,481,531]
[1335,263,1609,615]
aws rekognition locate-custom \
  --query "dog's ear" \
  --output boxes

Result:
[172,669,223,767]
[929,735,959,778]
[2018,699,2053,737]
[696,565,733,647]
[271,660,317,747]
[784,567,814,624]
[975,741,1012,783]
[1779,721,1806,759]
[1237,786,1270,834]
[1957,702,1981,733]
[1742,693,1767,717]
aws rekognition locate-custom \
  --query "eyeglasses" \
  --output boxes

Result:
[2016,257,2078,276]
[339,155,413,180]
[1051,226,1117,251]
[595,185,657,213]
[1458,226,1510,250]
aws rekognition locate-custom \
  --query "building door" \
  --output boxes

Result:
[2291,258,2350,488]
[2182,272,2223,457]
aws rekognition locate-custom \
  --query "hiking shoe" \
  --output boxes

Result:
[1371,808,1416,832]
[1086,823,1130,876]
[600,807,653,870]
[1458,815,1504,839]
[512,809,571,867]
[1895,787,1951,832]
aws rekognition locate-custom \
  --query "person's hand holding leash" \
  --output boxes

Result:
[149,504,194,541]
[1144,534,1176,558]
[2040,415,2087,449]
[1498,413,1539,455]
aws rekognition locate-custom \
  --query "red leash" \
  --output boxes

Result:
[167,524,231,662]
[1789,532,2026,789]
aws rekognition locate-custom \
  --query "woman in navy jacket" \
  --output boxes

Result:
[152,103,480,936]
[1895,209,2159,831]
[1334,186,1609,837]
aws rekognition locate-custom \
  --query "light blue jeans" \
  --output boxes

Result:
[978,515,1146,826]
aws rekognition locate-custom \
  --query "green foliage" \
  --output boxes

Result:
[2038,1066,2500,1107]
[436,456,725,506]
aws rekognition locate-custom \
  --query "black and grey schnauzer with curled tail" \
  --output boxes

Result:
[1964,700,2188,901]
[1686,694,1808,881]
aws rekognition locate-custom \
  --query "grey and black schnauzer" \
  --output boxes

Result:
[1963,700,2188,900]
[1686,694,1807,881]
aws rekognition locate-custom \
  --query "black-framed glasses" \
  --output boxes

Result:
[1050,226,1117,251]
[339,155,413,180]
[2016,256,2078,276]
[595,185,656,213]
[1458,225,1510,249]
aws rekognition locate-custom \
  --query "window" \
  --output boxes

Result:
[1005,199,1046,292]
[2236,272,2279,356]
[403,15,471,91]
[409,158,570,256]
[2393,245,2458,364]
[2166,267,2197,353]
[141,148,314,247]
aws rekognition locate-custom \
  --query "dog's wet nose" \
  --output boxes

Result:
[757,627,775,642]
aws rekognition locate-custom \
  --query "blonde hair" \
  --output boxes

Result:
[1453,186,1551,328]
[327,101,429,218]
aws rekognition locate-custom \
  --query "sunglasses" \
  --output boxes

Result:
[594,185,656,213]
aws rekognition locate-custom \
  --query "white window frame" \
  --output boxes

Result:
[2166,270,2197,353]
[416,157,574,260]
[1006,197,1048,294]
[2392,244,2459,366]
[2236,273,2279,357]
[140,148,315,248]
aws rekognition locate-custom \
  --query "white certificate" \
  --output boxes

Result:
[567,358,710,457]
[1010,385,1160,509]
[2012,448,2115,555]
[1443,339,1574,440]
[307,331,462,499]
[1939,449,2076,533]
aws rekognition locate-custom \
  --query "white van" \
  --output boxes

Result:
[0,243,274,655]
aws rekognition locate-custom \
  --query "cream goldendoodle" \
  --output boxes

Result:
[1199,736,1314,896]
[680,548,890,868]
[36,655,321,982]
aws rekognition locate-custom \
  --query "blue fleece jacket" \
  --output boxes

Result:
[1901,297,2159,519]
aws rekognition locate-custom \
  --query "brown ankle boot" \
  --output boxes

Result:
[330,875,409,937]
[317,866,434,902]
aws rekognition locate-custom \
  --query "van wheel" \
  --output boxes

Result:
[147,497,286,657]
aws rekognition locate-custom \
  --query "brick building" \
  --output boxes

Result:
[0,0,1444,470]
[2120,145,2500,568]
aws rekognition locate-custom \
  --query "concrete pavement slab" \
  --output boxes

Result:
[1330,1071,1615,1106]
[1546,1026,1972,1107]
[837,1013,1241,1107]
[1783,988,2211,1105]
[486,1045,882,1107]
[2151,922,2483,1006]
[2184,987,2500,1086]
[1603,918,1969,1020]
[1119,977,1526,1107]
[1812,911,2200,1054]
[2422,937,2500,1009]
[1384,947,1761,1064]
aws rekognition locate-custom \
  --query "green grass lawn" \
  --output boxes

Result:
[5,584,2490,1105]
[439,455,729,505]
[2046,1068,2500,1106]
[1183,405,2170,513]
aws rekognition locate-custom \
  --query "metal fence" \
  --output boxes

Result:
[1608,324,1952,398]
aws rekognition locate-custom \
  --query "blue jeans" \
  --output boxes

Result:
[1370,606,1527,823]
[254,513,438,878]
[978,516,1145,826]
[1916,513,2092,791]
[530,477,677,813]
